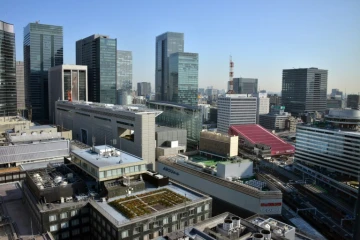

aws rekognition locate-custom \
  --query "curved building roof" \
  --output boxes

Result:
[229,124,295,156]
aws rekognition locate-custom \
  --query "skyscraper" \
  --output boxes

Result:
[233,78,258,95]
[16,61,25,111]
[116,50,132,91]
[281,68,328,115]
[24,22,63,121]
[76,34,117,104]
[169,52,199,106]
[116,50,132,105]
[48,65,88,122]
[347,94,360,110]
[137,82,151,96]
[0,20,16,116]
[155,32,184,101]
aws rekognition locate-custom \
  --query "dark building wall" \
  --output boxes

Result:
[281,68,327,115]
[24,23,63,121]
[0,21,17,116]
[347,94,360,109]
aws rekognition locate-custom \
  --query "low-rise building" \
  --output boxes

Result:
[199,131,238,157]
[160,212,306,240]
[155,126,187,159]
[55,101,162,169]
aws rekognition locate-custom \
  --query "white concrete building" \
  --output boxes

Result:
[55,101,162,168]
[256,92,270,123]
[217,94,257,134]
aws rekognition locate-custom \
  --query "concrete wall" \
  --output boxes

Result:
[155,127,187,148]
[157,161,282,215]
[217,161,253,179]
[156,146,186,159]
[199,132,238,157]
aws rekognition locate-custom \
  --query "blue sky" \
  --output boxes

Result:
[1,0,359,93]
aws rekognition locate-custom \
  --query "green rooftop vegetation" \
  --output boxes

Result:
[190,155,227,167]
[109,188,190,219]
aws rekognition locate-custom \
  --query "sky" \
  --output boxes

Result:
[1,0,359,94]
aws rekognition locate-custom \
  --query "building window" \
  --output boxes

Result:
[189,209,195,215]
[163,217,169,225]
[99,171,105,178]
[60,212,68,219]
[71,219,80,226]
[49,214,57,222]
[72,229,80,236]
[133,226,141,235]
[197,206,202,213]
[143,224,148,231]
[50,224,58,232]
[172,214,177,222]
[121,230,129,238]
[82,217,89,223]
[83,226,90,233]
[61,231,70,239]
[81,207,89,214]
[61,222,69,229]
[71,210,78,217]
[204,204,209,211]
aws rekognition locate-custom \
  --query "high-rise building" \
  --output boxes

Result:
[217,94,257,134]
[24,22,63,121]
[330,88,343,99]
[155,32,184,101]
[256,92,270,117]
[16,61,25,111]
[48,65,88,123]
[347,94,360,110]
[116,50,132,91]
[137,82,151,96]
[281,68,328,115]
[76,34,117,104]
[0,21,17,116]
[169,52,198,106]
[233,78,258,95]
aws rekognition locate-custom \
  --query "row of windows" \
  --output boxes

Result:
[49,208,88,222]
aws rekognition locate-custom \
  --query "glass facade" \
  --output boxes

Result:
[155,32,184,101]
[147,101,202,143]
[24,23,63,121]
[281,68,328,115]
[116,50,132,91]
[16,61,25,110]
[0,21,17,116]
[169,52,198,107]
[76,35,116,104]
[233,78,258,95]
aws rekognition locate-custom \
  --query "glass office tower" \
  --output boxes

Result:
[24,22,63,121]
[155,32,184,101]
[281,68,328,115]
[76,35,117,104]
[233,78,258,95]
[0,20,17,116]
[169,52,199,106]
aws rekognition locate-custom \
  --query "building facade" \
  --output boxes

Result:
[76,34,117,104]
[116,50,132,105]
[169,52,198,106]
[199,131,238,157]
[294,109,360,178]
[24,22,63,121]
[326,98,343,109]
[55,101,161,168]
[137,82,151,97]
[48,65,88,123]
[217,94,257,134]
[233,78,258,95]
[281,68,328,115]
[16,61,25,111]
[147,101,202,145]
[347,94,360,110]
[0,21,17,116]
[155,32,184,101]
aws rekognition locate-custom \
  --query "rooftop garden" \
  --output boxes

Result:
[191,155,227,167]
[109,188,190,219]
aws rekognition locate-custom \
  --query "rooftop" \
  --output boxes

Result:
[72,145,143,169]
[56,100,162,116]
[229,124,295,156]
[93,181,208,225]
[148,101,200,110]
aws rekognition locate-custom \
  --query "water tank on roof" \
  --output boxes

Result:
[231,216,241,228]
[253,233,264,240]
[223,219,233,231]
[260,229,271,240]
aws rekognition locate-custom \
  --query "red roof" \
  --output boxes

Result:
[229,124,295,156]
